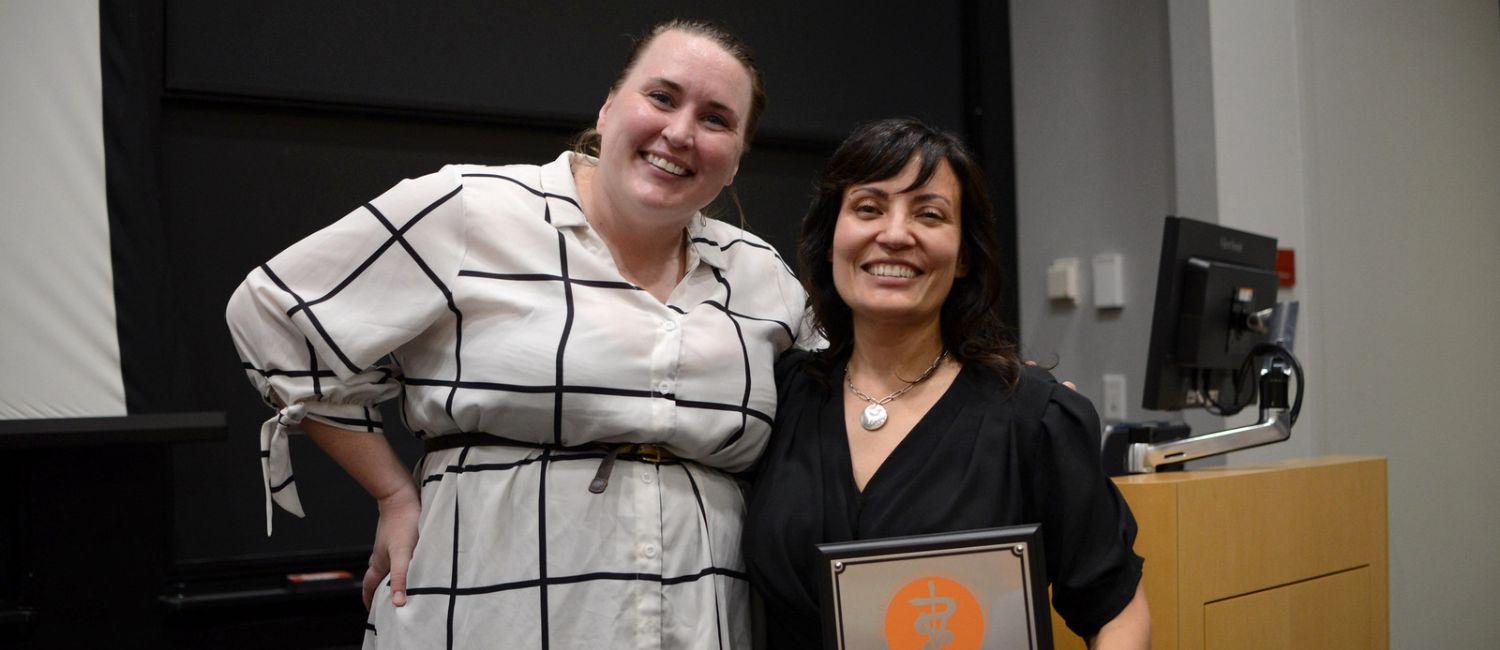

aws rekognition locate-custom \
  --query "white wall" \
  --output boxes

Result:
[1012,0,1500,645]
[1297,1,1500,646]
[1198,0,1321,460]
[1010,0,1179,425]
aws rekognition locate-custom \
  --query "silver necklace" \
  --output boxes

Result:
[846,350,948,431]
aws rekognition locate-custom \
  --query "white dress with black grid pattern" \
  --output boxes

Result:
[227,152,814,649]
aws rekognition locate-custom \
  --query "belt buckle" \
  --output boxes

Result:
[636,443,665,464]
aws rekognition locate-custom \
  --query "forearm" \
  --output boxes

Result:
[1087,583,1150,650]
[303,419,416,504]
[303,419,421,609]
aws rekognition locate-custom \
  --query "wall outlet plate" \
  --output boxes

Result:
[1103,373,1128,421]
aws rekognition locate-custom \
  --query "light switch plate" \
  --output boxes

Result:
[1047,257,1080,302]
[1092,253,1125,308]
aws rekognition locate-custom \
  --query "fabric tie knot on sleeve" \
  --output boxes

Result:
[259,403,307,535]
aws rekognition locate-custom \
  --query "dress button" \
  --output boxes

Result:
[657,381,671,393]
[641,471,654,484]
[662,320,677,331]
[643,544,658,559]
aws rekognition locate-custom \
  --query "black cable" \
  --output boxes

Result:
[1199,357,1256,417]
[1198,372,1232,416]
[1250,342,1304,427]
[1196,343,1304,427]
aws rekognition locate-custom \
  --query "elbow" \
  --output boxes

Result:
[1086,583,1150,650]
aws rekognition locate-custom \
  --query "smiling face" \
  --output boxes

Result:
[831,156,966,327]
[591,29,752,225]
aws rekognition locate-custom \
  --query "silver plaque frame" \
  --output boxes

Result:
[817,525,1052,650]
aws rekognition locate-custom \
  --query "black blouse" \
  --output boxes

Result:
[745,351,1143,646]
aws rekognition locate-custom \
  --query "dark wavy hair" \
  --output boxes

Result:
[797,118,1021,388]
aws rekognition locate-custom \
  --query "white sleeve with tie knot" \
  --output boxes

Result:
[226,166,470,533]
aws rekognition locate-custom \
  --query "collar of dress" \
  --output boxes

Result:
[539,152,729,271]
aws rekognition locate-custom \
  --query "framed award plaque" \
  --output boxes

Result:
[816,525,1052,650]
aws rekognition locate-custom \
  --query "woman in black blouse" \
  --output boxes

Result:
[744,118,1150,648]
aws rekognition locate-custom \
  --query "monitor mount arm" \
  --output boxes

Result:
[1127,363,1293,473]
[1129,300,1299,474]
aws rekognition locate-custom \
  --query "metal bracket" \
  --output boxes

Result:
[1127,408,1292,473]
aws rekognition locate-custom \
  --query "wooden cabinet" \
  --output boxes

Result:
[1050,456,1388,649]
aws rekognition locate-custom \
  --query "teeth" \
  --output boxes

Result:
[645,154,688,176]
[868,264,916,278]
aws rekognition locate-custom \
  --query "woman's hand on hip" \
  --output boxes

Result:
[299,419,421,610]
[366,484,421,609]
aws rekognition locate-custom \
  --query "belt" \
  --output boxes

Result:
[423,433,676,494]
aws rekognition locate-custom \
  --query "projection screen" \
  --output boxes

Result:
[0,0,127,419]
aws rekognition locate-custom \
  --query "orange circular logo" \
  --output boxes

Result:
[883,575,985,649]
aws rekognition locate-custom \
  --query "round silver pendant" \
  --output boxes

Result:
[860,404,888,431]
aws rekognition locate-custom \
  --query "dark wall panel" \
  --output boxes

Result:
[6,1,1020,646]
[163,1,967,140]
[125,11,1028,637]
[159,2,975,572]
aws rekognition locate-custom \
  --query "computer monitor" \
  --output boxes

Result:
[1116,216,1302,473]
[1142,216,1280,412]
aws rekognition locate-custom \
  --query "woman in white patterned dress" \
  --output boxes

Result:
[227,20,811,649]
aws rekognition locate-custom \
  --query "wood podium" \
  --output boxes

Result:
[1050,456,1388,649]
